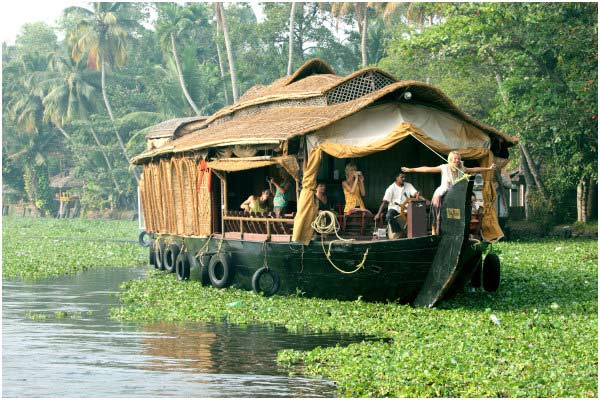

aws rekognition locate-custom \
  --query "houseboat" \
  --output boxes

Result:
[132,59,517,307]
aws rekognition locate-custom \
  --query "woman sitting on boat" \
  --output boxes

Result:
[342,163,367,214]
[402,151,495,235]
[240,188,271,213]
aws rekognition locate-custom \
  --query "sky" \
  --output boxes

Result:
[0,0,265,45]
[0,0,85,44]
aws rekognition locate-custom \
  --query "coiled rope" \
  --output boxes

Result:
[311,211,369,274]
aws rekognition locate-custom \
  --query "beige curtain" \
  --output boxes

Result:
[292,122,502,244]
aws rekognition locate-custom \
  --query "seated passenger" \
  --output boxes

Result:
[316,182,330,211]
[374,172,422,239]
[342,163,366,214]
[240,188,271,213]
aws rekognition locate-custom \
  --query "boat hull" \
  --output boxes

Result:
[154,234,441,303]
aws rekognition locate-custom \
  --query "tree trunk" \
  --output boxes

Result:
[577,178,586,223]
[586,177,596,220]
[287,2,296,76]
[519,143,548,201]
[171,33,200,115]
[359,10,368,67]
[217,3,238,102]
[520,147,535,220]
[57,126,71,140]
[214,18,230,104]
[100,57,140,183]
[89,124,121,192]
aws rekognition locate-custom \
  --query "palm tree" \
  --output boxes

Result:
[156,3,201,115]
[214,2,239,102]
[330,2,369,67]
[65,2,140,181]
[287,2,297,75]
[37,52,121,192]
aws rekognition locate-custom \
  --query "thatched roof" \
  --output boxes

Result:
[145,116,209,139]
[49,173,83,189]
[132,59,517,165]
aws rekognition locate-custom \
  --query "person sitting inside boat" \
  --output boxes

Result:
[316,182,330,211]
[268,168,292,217]
[374,172,420,239]
[240,188,271,214]
[342,162,366,214]
[402,151,495,235]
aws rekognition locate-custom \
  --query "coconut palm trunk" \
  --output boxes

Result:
[88,123,121,192]
[359,10,368,67]
[215,14,230,104]
[170,32,200,115]
[100,56,140,182]
[217,2,238,102]
[287,2,297,75]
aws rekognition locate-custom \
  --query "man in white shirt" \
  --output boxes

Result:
[374,172,420,238]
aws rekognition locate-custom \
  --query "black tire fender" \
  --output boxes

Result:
[208,253,234,288]
[482,253,501,292]
[252,267,280,297]
[155,240,166,271]
[138,231,151,247]
[164,243,180,273]
[176,253,190,281]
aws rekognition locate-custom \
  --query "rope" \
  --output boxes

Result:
[311,211,369,274]
[195,235,212,259]
[409,133,471,182]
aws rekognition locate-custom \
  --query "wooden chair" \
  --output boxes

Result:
[342,209,374,237]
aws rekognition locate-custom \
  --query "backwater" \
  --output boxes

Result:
[2,267,371,397]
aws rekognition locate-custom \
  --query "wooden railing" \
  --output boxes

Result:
[221,211,294,241]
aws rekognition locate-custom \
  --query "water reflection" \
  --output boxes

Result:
[3,267,369,397]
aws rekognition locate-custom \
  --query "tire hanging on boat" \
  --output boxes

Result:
[176,253,190,281]
[208,253,235,288]
[482,253,501,292]
[164,243,180,273]
[252,267,280,297]
[138,231,151,247]
[155,240,166,271]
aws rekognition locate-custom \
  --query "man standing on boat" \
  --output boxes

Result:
[374,172,421,239]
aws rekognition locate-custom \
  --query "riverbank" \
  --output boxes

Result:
[113,238,598,397]
[2,217,146,279]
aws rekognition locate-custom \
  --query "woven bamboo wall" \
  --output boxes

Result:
[141,157,213,236]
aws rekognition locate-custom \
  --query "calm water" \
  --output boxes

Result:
[2,267,369,397]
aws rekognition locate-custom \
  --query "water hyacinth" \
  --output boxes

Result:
[113,238,598,398]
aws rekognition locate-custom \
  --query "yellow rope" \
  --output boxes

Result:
[311,211,369,275]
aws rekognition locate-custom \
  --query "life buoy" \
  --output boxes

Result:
[482,253,501,292]
[155,240,166,271]
[164,243,180,273]
[176,253,190,281]
[138,231,151,247]
[208,253,235,288]
[252,267,280,297]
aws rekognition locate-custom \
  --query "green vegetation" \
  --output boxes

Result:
[113,239,597,397]
[2,216,146,280]
[3,3,597,221]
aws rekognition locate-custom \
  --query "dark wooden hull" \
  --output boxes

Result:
[172,234,441,303]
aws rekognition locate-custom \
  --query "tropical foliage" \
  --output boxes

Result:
[2,2,597,223]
